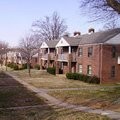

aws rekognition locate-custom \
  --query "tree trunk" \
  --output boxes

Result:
[27,61,31,77]
[106,0,120,14]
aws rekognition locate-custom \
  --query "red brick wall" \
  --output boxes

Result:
[101,45,120,84]
[77,44,101,77]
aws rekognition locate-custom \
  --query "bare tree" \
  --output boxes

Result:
[19,35,38,76]
[80,0,120,24]
[103,21,120,30]
[0,41,8,70]
[32,11,67,41]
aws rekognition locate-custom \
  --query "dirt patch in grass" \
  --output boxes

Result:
[49,86,120,112]
[0,106,110,120]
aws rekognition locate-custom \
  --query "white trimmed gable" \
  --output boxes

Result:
[56,37,69,47]
[105,33,120,44]
[41,42,48,48]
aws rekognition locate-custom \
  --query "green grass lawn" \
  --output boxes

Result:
[8,69,99,89]
[49,86,120,112]
[0,71,110,120]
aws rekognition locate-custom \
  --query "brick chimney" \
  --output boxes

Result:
[88,28,95,33]
[74,32,81,37]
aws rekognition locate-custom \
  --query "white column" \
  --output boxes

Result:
[69,46,71,54]
[56,47,58,54]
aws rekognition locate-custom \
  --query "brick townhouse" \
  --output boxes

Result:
[76,28,120,84]
[55,36,81,74]
[40,40,59,69]
[38,28,120,84]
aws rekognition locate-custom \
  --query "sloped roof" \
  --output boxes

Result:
[63,36,81,46]
[32,53,38,58]
[61,28,120,46]
[104,32,120,44]
[79,28,120,45]
[46,40,59,48]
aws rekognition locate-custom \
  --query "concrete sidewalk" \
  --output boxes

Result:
[6,72,120,120]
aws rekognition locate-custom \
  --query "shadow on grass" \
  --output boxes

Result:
[0,71,45,107]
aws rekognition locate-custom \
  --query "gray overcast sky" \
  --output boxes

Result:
[0,0,103,47]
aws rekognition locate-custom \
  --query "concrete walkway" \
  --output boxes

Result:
[6,72,120,120]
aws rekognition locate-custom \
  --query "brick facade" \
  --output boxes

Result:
[101,44,120,83]
[37,29,120,84]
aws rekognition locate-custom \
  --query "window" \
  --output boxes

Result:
[87,65,92,75]
[112,46,116,58]
[88,47,93,57]
[78,48,83,57]
[111,66,115,77]
[78,64,82,73]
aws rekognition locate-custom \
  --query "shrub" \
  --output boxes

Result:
[47,67,56,75]
[13,64,19,70]
[34,64,40,70]
[72,73,80,80]
[22,63,27,69]
[66,73,100,84]
[66,73,73,79]
[7,62,15,68]
[89,76,100,84]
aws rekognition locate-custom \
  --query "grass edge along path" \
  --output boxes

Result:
[5,71,120,120]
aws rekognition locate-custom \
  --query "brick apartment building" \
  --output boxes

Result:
[40,40,59,69]
[39,28,120,84]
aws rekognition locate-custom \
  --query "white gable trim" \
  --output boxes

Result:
[105,33,120,44]
[40,42,48,48]
[56,37,69,47]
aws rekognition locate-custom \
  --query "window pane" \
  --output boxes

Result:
[79,64,82,73]
[88,47,93,57]
[78,48,82,57]
[87,65,92,75]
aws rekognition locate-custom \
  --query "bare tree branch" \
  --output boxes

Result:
[32,11,67,41]
[19,35,38,76]
[80,0,120,24]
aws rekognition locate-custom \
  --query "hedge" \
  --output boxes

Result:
[7,63,28,70]
[22,63,27,69]
[13,64,19,70]
[34,64,40,70]
[66,73,100,84]
[47,67,56,75]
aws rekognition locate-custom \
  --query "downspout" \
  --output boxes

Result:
[99,44,103,84]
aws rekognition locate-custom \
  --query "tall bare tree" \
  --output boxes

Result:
[19,35,38,76]
[32,11,67,41]
[80,0,120,24]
